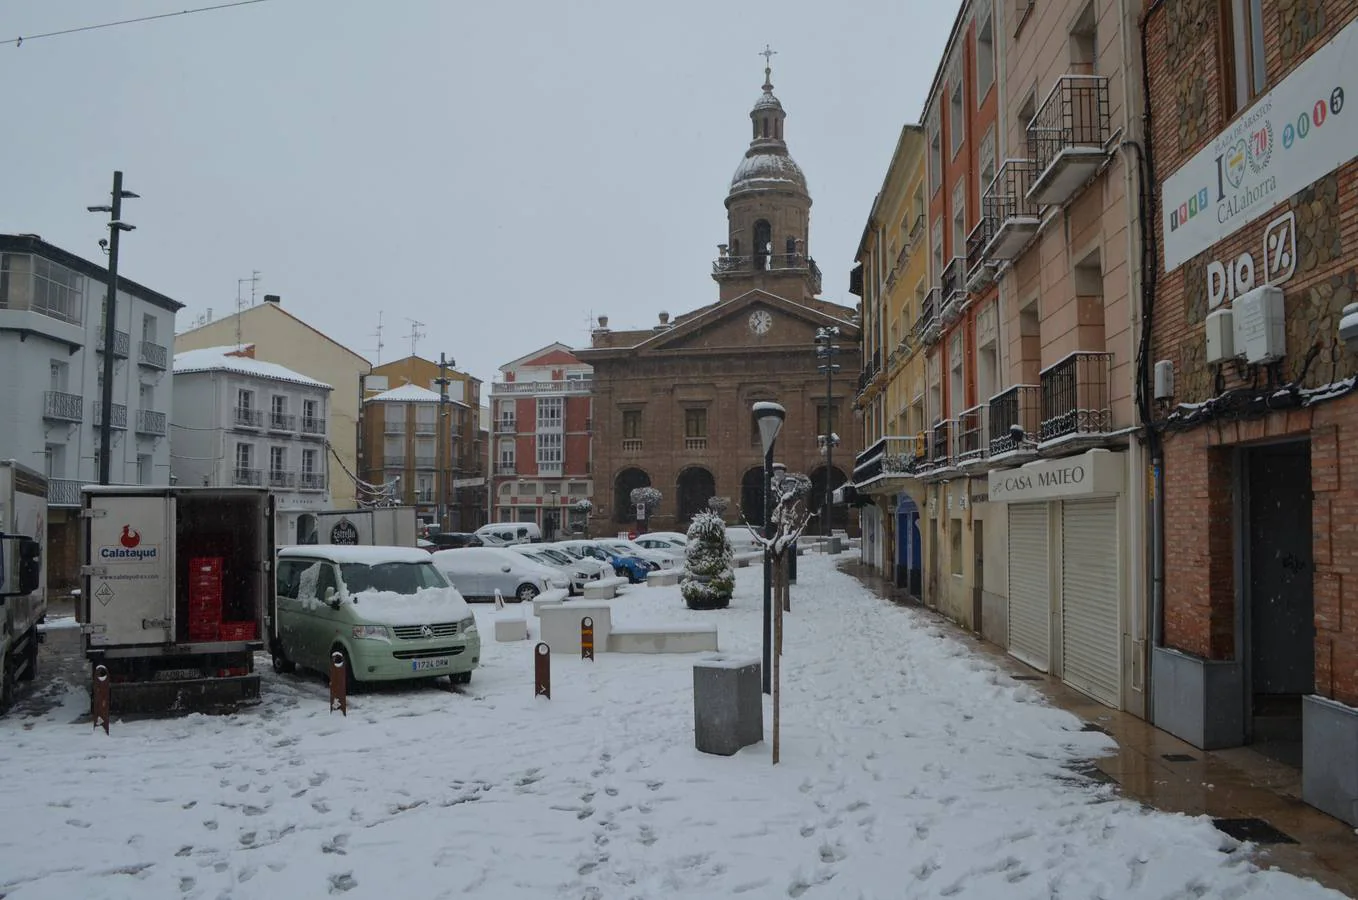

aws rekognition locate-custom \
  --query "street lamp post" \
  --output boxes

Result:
[87,171,139,486]
[434,354,454,530]
[754,401,785,696]
[814,327,841,537]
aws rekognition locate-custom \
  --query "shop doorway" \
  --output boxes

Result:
[1243,440,1314,767]
[972,521,984,634]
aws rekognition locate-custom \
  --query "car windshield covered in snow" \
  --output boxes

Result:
[337,561,449,596]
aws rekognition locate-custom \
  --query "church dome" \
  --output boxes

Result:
[728,62,809,200]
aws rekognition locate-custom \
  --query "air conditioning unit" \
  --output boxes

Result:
[1232,285,1286,364]
[1205,308,1235,364]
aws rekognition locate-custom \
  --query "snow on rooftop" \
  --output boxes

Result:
[173,346,332,390]
[366,383,444,403]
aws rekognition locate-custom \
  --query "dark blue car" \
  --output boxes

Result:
[559,541,656,584]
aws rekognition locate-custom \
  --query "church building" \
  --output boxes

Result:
[578,60,863,536]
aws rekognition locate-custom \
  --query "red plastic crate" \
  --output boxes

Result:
[189,624,219,642]
[191,557,223,575]
[218,621,256,641]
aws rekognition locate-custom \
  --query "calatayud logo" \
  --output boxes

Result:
[100,524,158,561]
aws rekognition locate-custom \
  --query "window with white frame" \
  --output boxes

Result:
[932,218,944,281]
[979,128,996,202]
[138,454,153,485]
[270,446,287,475]
[49,359,68,391]
[302,448,318,475]
[948,73,965,157]
[537,396,563,427]
[927,112,942,195]
[384,435,404,464]
[235,443,254,477]
[416,473,434,502]
[951,180,967,256]
[537,432,563,468]
[498,439,515,464]
[142,313,157,343]
[237,388,254,412]
[976,0,995,103]
[1221,0,1265,116]
[949,332,965,417]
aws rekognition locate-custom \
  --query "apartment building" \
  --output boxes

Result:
[0,234,181,588]
[175,296,369,509]
[171,346,333,544]
[366,355,485,530]
[489,343,593,540]
[849,124,930,592]
[1144,0,1358,825]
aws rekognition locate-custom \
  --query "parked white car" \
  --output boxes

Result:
[431,547,567,602]
[643,531,689,546]
[474,522,542,545]
[598,538,680,571]
[510,544,610,595]
[634,534,687,555]
[725,527,763,553]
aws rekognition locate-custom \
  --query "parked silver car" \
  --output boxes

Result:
[431,547,566,602]
[510,544,610,595]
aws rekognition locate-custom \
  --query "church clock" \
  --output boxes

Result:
[748,309,773,335]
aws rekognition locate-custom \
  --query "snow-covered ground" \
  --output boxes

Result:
[0,555,1343,899]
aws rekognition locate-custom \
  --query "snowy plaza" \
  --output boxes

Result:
[0,553,1342,900]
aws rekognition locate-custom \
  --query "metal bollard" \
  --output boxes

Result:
[534,642,551,698]
[329,651,348,716]
[581,616,595,661]
[92,665,111,735]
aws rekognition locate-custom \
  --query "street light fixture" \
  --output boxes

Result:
[87,171,139,486]
[754,401,785,695]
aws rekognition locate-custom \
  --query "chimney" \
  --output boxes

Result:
[653,311,673,332]
[263,294,281,305]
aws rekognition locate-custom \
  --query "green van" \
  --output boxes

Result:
[272,546,480,688]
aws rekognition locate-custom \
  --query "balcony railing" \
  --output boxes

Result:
[982,159,1041,260]
[234,407,263,429]
[43,390,83,423]
[965,217,997,291]
[940,257,968,326]
[268,412,296,433]
[138,340,168,370]
[233,467,263,486]
[383,454,406,467]
[684,437,707,452]
[414,419,437,435]
[1040,351,1113,443]
[384,419,407,434]
[415,456,437,469]
[48,478,81,507]
[91,402,128,430]
[301,415,326,437]
[96,327,130,358]
[1027,75,1111,207]
[622,438,643,452]
[908,213,926,253]
[955,405,989,467]
[988,384,1042,457]
[269,470,296,488]
[495,416,517,433]
[852,435,926,487]
[495,462,517,475]
[489,377,594,396]
[299,471,326,491]
[917,289,941,345]
[415,491,436,504]
[928,420,955,468]
[711,253,824,294]
[136,408,167,436]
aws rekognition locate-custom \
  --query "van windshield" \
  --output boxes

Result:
[339,562,448,596]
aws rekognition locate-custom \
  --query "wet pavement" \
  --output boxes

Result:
[841,560,1358,898]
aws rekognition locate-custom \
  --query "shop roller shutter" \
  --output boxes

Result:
[1060,498,1120,707]
[1007,503,1050,672]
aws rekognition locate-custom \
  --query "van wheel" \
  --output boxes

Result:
[451,671,471,685]
[516,583,539,603]
[272,647,296,675]
[18,628,38,682]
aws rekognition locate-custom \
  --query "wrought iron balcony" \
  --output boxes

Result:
[91,402,127,430]
[940,257,968,326]
[136,408,166,436]
[300,415,326,438]
[852,435,926,490]
[43,390,83,423]
[711,253,823,294]
[138,340,168,370]
[299,471,326,491]
[96,327,130,358]
[383,454,406,467]
[1039,351,1112,443]
[983,159,1041,259]
[269,470,297,488]
[234,407,263,429]
[908,214,926,253]
[988,384,1042,458]
[48,478,81,507]
[918,420,956,480]
[1027,75,1111,207]
[494,462,517,475]
[965,217,997,291]
[955,405,989,468]
[917,288,942,345]
[494,416,517,434]
[233,467,263,486]
[268,412,296,433]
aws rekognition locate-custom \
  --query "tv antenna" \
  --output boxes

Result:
[370,311,386,365]
[405,317,426,358]
[234,270,260,348]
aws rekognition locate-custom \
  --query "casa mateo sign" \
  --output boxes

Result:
[1161,16,1358,271]
[988,450,1125,503]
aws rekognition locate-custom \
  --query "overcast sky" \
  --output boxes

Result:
[2,0,955,387]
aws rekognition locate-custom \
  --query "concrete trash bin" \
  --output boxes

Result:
[693,656,763,756]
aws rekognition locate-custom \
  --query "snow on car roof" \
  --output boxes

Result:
[278,545,433,565]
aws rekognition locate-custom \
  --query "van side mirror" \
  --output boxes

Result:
[0,534,41,598]
[324,586,340,608]
[501,565,512,573]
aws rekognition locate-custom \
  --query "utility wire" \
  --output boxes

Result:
[4,0,274,48]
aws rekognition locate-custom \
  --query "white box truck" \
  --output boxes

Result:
[311,507,417,547]
[79,486,274,713]
[0,460,47,714]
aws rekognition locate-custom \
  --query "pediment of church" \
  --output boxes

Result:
[633,290,857,356]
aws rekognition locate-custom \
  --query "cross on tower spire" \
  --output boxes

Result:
[760,43,776,91]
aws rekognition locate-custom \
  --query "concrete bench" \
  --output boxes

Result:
[733,551,763,569]
[493,614,528,642]
[582,576,627,600]
[539,603,612,655]
[607,623,718,654]
[694,655,762,756]
[646,569,680,587]
[532,596,565,617]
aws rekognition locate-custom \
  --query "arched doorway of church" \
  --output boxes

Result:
[808,465,849,534]
[740,467,765,527]
[754,219,772,269]
[613,468,651,524]
[675,467,716,526]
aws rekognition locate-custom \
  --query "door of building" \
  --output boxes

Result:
[972,520,984,634]
[1007,503,1050,671]
[1060,498,1120,707]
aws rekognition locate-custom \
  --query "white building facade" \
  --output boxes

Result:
[171,347,333,545]
[0,234,181,588]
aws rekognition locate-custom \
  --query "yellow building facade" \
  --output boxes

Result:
[850,125,929,589]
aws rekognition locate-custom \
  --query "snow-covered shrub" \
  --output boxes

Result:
[629,486,662,519]
[573,499,593,513]
[706,496,730,516]
[681,511,734,610]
